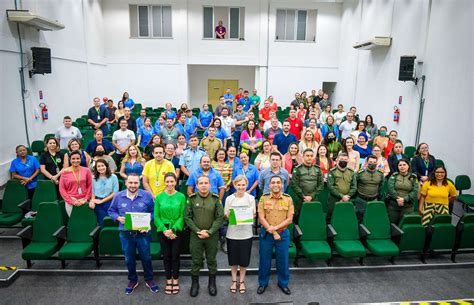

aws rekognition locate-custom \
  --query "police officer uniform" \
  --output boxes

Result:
[290,163,324,222]
[327,166,357,222]
[354,168,385,220]
[386,172,418,224]
[184,191,224,297]
[179,146,207,176]
[258,192,294,293]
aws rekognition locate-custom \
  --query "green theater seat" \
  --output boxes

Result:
[0,180,29,227]
[21,180,58,226]
[397,214,425,255]
[423,214,456,262]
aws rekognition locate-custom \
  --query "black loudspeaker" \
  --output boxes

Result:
[31,47,51,75]
[398,56,416,81]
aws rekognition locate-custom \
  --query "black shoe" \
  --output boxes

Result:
[220,237,228,254]
[257,286,266,295]
[190,275,199,297]
[278,285,291,295]
[208,274,217,296]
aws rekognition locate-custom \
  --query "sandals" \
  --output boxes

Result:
[230,280,238,293]
[172,279,180,295]
[165,280,173,295]
[239,281,246,294]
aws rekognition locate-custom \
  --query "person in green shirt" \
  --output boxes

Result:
[154,172,186,295]
[250,89,261,111]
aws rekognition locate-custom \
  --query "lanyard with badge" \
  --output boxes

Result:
[96,108,101,120]
[50,153,61,174]
[423,158,430,176]
[71,168,82,194]
[154,160,163,187]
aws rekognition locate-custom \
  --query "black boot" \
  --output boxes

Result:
[208,274,217,296]
[190,275,199,297]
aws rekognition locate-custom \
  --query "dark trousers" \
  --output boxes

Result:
[158,231,183,279]
[258,229,290,288]
[119,231,154,282]
[94,200,111,227]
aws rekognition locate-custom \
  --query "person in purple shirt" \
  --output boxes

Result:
[215,20,226,39]
[238,91,253,112]
[108,174,159,295]
[198,104,213,129]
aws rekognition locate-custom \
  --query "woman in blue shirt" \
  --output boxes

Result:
[203,118,228,146]
[90,159,119,226]
[10,145,40,199]
[119,145,145,179]
[137,117,154,148]
[198,104,214,129]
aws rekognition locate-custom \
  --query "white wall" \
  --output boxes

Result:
[188,65,256,105]
[0,0,105,185]
[335,0,473,184]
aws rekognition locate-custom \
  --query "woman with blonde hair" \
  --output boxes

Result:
[298,129,319,155]
[120,144,146,179]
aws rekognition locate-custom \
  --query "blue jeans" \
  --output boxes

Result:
[94,200,111,227]
[119,231,154,282]
[258,229,290,288]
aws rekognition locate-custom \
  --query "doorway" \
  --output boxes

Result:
[208,79,239,109]
[322,82,337,104]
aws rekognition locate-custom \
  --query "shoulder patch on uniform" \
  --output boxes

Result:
[189,192,197,197]
[183,147,191,151]
[262,193,271,196]
[282,193,291,197]
[295,164,302,169]
[358,169,365,173]
[211,193,220,198]
[392,172,399,177]
[329,167,338,172]
[198,147,206,152]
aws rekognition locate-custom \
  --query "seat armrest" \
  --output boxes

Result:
[89,226,101,238]
[294,224,303,238]
[327,224,337,238]
[52,226,67,240]
[18,199,32,212]
[359,224,371,237]
[17,225,33,240]
[390,223,404,237]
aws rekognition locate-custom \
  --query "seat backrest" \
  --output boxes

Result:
[31,180,58,211]
[404,146,416,159]
[455,175,471,191]
[31,140,45,153]
[362,201,391,240]
[67,205,97,242]
[299,202,326,241]
[102,216,118,227]
[2,180,28,214]
[331,202,359,240]
[32,202,63,242]
[431,214,452,225]
[398,214,422,227]
[461,213,474,224]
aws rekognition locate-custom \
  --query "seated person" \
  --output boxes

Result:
[137,117,155,148]
[89,144,117,173]
[353,132,372,164]
[40,138,65,186]
[240,120,262,156]
[64,139,91,168]
[315,144,335,182]
[388,141,406,177]
[90,159,119,226]
[119,145,145,179]
[411,142,436,184]
[85,129,114,156]
[283,143,302,179]
[324,131,342,160]
[144,135,162,160]
[10,145,40,199]
[198,104,214,129]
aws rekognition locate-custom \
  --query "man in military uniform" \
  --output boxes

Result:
[179,135,207,178]
[257,175,294,296]
[327,152,357,222]
[386,159,418,224]
[185,175,224,297]
[199,126,222,160]
[290,148,324,222]
[354,155,385,221]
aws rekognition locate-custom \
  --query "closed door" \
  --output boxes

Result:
[208,79,239,109]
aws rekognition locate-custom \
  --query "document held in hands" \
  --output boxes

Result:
[124,212,151,231]
[228,207,253,225]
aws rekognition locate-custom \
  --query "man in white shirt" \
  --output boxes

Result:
[333,104,346,125]
[55,116,83,149]
[339,112,357,139]
[219,108,235,148]
[112,118,136,160]
[263,111,282,132]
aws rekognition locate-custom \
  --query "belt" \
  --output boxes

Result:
[121,230,148,236]
[357,194,378,201]
[276,227,287,234]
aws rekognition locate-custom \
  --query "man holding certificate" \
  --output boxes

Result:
[185,175,224,297]
[108,173,159,295]
[257,175,294,296]
[224,175,256,294]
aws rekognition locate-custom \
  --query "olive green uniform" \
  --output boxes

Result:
[386,172,418,224]
[354,169,385,220]
[290,164,324,222]
[327,167,357,221]
[185,192,224,276]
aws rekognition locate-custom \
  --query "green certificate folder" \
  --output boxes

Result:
[124,212,151,231]
[228,207,253,225]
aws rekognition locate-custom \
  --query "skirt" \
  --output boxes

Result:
[227,237,253,267]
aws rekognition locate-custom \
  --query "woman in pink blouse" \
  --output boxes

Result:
[59,150,92,216]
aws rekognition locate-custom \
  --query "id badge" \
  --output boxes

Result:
[330,153,334,159]
[97,115,101,120]
[56,167,60,174]
[155,181,160,187]
[78,187,83,194]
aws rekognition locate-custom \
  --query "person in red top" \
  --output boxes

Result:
[258,100,272,129]
[287,110,304,140]
[315,144,335,182]
[267,96,278,112]
[384,130,398,159]
[234,88,244,110]
[59,150,93,217]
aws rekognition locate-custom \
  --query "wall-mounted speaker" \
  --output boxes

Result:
[30,47,51,76]
[398,55,416,81]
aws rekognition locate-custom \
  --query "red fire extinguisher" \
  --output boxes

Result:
[393,106,400,123]
[39,103,48,121]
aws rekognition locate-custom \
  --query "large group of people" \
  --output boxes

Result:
[9,88,459,297]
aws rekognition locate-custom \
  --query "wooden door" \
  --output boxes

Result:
[208,79,239,109]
